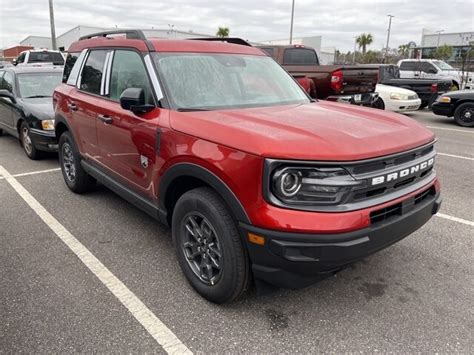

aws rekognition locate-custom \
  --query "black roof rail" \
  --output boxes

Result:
[188,37,252,47]
[79,30,147,41]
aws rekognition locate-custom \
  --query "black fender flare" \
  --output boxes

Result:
[158,163,251,225]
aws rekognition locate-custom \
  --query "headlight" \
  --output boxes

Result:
[270,165,363,206]
[437,96,451,103]
[390,93,410,100]
[41,119,55,130]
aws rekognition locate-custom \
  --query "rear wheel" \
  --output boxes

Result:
[20,122,42,160]
[172,187,250,303]
[58,131,96,193]
[453,103,474,127]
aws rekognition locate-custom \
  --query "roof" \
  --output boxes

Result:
[3,66,64,74]
[69,38,264,56]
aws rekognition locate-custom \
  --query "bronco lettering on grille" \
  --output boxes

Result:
[371,158,434,186]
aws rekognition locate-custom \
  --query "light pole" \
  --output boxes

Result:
[384,14,394,62]
[436,30,444,47]
[48,0,57,50]
[289,0,295,44]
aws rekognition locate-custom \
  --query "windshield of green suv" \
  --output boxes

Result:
[17,72,62,98]
[152,53,310,110]
[433,60,455,70]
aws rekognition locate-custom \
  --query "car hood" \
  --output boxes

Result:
[170,101,435,161]
[376,84,417,96]
[18,97,55,120]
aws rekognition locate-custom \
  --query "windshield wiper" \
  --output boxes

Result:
[24,95,51,99]
[176,107,211,112]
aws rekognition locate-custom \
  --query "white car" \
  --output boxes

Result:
[397,59,473,90]
[375,84,421,112]
[13,49,65,67]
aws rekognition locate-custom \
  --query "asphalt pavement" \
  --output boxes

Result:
[1,110,473,353]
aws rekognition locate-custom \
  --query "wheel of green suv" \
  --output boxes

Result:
[172,187,251,303]
[453,103,474,127]
[20,122,42,160]
[58,131,96,193]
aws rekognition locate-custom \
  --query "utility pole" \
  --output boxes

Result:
[436,30,444,47]
[289,0,295,44]
[48,0,57,50]
[384,15,394,62]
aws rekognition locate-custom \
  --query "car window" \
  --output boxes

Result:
[63,52,80,83]
[17,53,26,64]
[260,47,274,57]
[17,72,62,98]
[80,50,108,95]
[399,61,416,71]
[421,62,437,73]
[109,50,153,103]
[0,71,15,93]
[283,48,319,65]
[28,51,65,65]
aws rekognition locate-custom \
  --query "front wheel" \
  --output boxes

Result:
[20,122,42,160]
[373,97,385,110]
[58,131,96,193]
[172,187,251,303]
[454,103,474,127]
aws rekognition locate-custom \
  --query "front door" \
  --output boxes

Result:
[0,71,16,132]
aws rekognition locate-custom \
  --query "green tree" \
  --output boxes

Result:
[356,33,373,55]
[216,27,230,38]
[432,44,453,61]
[398,43,410,58]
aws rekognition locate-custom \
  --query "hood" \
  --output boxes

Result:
[19,97,55,120]
[376,84,416,96]
[170,101,435,161]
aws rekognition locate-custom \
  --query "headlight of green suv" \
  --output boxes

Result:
[269,165,363,206]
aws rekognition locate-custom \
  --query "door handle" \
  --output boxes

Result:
[67,102,78,111]
[98,114,113,124]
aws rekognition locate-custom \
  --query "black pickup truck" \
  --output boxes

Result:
[378,65,451,108]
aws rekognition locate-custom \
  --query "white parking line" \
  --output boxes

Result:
[0,165,191,355]
[426,126,474,134]
[437,213,474,227]
[0,168,61,180]
[437,152,474,161]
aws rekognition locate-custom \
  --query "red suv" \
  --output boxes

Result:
[53,31,441,303]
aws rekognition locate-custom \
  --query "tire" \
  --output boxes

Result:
[0,128,3,136]
[172,187,251,303]
[58,131,96,193]
[373,97,385,110]
[20,122,42,160]
[418,102,428,110]
[453,102,474,127]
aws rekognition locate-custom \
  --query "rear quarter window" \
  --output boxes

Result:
[283,48,319,65]
[63,52,79,83]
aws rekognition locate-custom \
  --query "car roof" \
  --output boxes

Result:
[68,37,265,56]
[1,66,64,74]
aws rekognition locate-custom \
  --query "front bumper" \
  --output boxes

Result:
[432,102,454,117]
[240,187,441,289]
[326,92,378,106]
[389,98,421,112]
[29,128,58,152]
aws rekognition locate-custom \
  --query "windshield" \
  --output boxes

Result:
[433,60,455,71]
[17,72,62,98]
[28,51,65,65]
[152,53,310,110]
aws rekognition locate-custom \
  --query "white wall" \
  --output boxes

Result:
[421,30,474,47]
[20,36,53,49]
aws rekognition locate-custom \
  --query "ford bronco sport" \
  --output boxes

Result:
[53,31,442,303]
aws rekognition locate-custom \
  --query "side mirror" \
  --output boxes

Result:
[12,59,18,66]
[0,89,16,103]
[120,87,154,113]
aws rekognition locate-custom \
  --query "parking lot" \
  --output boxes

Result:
[0,110,473,353]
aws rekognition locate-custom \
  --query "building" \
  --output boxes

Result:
[416,29,474,68]
[1,45,34,61]
[258,35,335,64]
[18,25,214,52]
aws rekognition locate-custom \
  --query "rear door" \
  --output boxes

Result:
[399,61,417,79]
[96,49,162,197]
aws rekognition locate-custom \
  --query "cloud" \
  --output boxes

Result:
[1,0,473,51]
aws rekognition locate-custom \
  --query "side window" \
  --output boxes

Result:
[17,53,26,64]
[80,50,108,95]
[109,50,153,104]
[283,48,319,65]
[63,52,80,83]
[260,47,274,58]
[0,71,15,92]
[422,62,437,73]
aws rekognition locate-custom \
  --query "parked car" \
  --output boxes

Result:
[378,65,451,109]
[54,31,441,303]
[258,44,379,106]
[0,61,13,69]
[374,84,421,112]
[0,66,62,158]
[398,59,474,90]
[13,49,65,67]
[432,90,474,127]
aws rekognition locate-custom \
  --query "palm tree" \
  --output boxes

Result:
[398,43,410,58]
[216,27,230,38]
[356,33,373,55]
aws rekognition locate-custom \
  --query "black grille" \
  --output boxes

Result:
[370,203,402,224]
[415,186,436,205]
